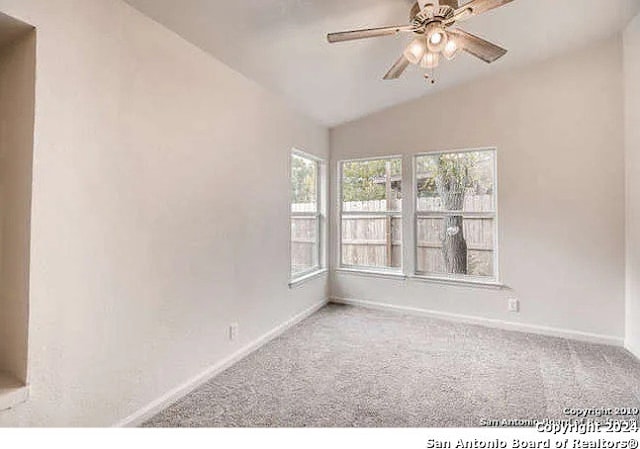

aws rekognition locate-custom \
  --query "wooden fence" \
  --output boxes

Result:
[416,195,494,213]
[416,194,494,276]
[292,195,495,277]
[291,202,318,275]
[416,217,494,276]
[341,216,402,268]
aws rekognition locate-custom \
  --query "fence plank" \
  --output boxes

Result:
[291,197,494,274]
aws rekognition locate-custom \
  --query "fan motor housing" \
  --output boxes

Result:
[410,2,456,30]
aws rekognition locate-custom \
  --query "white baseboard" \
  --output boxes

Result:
[330,297,624,347]
[626,341,640,360]
[114,298,328,427]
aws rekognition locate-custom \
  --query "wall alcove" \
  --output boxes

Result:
[0,11,35,411]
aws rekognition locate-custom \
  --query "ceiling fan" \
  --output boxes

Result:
[327,0,514,82]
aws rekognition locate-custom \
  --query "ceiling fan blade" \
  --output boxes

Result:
[450,28,507,63]
[447,0,514,23]
[327,25,414,43]
[439,0,459,9]
[383,55,411,80]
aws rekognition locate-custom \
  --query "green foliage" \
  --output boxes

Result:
[342,159,401,202]
[417,151,493,199]
[291,155,317,204]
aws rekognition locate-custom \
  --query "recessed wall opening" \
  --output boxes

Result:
[0,11,36,405]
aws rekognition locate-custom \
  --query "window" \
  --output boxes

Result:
[290,151,323,280]
[339,157,402,271]
[415,149,498,281]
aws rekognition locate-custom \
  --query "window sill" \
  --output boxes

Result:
[409,275,508,290]
[289,269,328,288]
[0,373,29,412]
[335,268,407,281]
[333,269,507,290]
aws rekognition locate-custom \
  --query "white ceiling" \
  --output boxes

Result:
[124,0,640,127]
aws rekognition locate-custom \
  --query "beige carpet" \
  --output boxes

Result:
[144,304,640,427]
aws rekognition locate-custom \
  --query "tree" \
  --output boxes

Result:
[342,159,401,202]
[435,155,472,274]
[291,155,317,205]
[418,153,482,275]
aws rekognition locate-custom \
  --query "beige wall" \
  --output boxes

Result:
[0,0,633,428]
[331,36,626,341]
[0,27,35,384]
[0,0,328,426]
[625,14,640,357]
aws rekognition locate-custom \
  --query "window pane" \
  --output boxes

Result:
[342,158,402,212]
[416,245,446,275]
[341,216,402,269]
[291,216,319,275]
[468,250,494,277]
[291,154,318,213]
[416,151,495,212]
[416,217,495,277]
[415,149,497,280]
[464,217,494,250]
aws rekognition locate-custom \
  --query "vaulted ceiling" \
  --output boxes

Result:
[124,0,640,126]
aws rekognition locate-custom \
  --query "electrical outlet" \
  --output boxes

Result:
[508,298,520,313]
[229,323,239,341]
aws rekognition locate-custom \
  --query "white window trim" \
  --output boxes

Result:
[337,155,404,274]
[288,268,329,288]
[289,149,326,285]
[412,147,500,284]
[336,267,407,280]
[409,275,506,289]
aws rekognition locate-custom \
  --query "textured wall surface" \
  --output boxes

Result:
[0,0,634,428]
[0,0,328,426]
[625,13,640,357]
[0,23,35,384]
[331,37,626,341]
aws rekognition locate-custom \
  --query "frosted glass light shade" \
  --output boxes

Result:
[420,52,440,69]
[404,38,427,64]
[426,24,448,53]
[443,37,462,60]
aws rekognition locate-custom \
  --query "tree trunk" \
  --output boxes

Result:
[439,188,468,275]
[385,161,393,267]
[442,215,467,274]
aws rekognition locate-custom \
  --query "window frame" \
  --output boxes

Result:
[289,149,325,284]
[337,155,404,274]
[412,147,500,284]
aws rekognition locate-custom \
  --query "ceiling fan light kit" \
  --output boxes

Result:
[426,22,448,53]
[443,38,462,60]
[421,52,440,69]
[327,0,515,82]
[404,37,428,64]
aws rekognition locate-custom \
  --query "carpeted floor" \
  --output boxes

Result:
[143,304,640,427]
